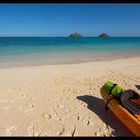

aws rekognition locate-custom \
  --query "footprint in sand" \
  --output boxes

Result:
[57,105,63,108]
[24,103,34,115]
[95,132,102,136]
[42,113,51,120]
[27,124,34,136]
[34,132,41,136]
[4,126,17,135]
[19,93,27,99]
[104,129,114,136]
[74,114,80,120]
[52,111,62,121]
[82,118,90,126]
[66,125,76,136]
[56,127,65,136]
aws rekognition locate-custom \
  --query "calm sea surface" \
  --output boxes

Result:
[0,37,140,68]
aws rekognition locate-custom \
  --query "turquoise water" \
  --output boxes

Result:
[0,37,140,67]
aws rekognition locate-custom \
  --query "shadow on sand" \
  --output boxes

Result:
[135,85,140,90]
[77,95,134,136]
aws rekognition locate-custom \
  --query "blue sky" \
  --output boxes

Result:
[0,4,140,37]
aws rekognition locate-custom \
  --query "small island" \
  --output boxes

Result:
[98,33,110,38]
[69,33,82,37]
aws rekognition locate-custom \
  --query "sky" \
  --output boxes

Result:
[0,4,140,37]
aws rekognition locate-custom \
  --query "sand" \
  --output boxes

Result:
[0,56,140,136]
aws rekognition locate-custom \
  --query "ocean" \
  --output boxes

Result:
[0,37,140,68]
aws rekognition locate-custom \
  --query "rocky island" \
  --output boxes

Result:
[69,33,82,37]
[98,33,110,38]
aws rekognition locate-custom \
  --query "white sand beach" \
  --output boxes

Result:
[0,57,140,136]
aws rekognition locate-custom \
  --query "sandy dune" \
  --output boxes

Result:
[0,57,140,136]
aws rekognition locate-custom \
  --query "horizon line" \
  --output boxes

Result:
[0,36,140,37]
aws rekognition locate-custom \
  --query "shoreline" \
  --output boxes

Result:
[0,55,139,69]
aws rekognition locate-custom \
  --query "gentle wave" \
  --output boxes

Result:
[0,37,140,68]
